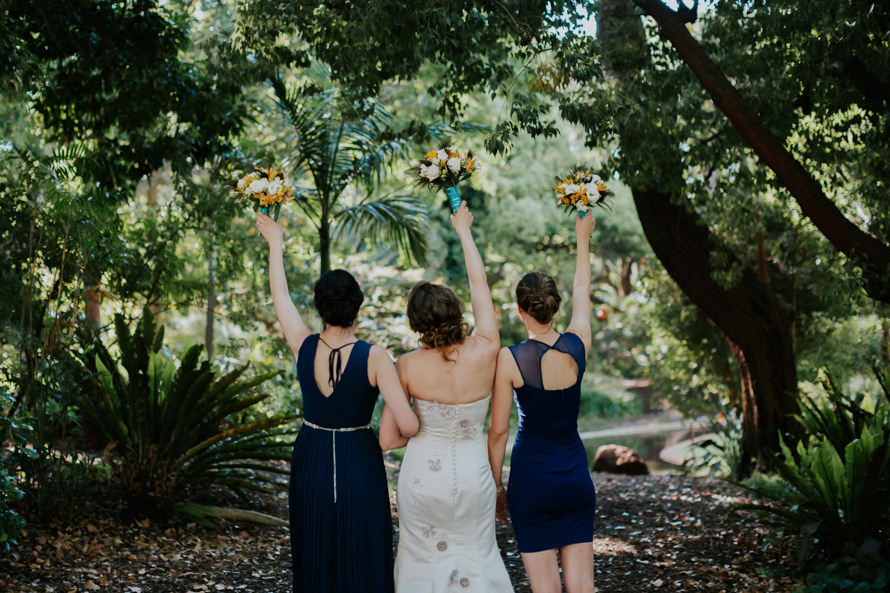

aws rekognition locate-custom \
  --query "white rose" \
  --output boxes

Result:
[586,185,601,201]
[237,178,246,190]
[590,174,602,184]
[564,183,580,196]
[248,179,269,194]
[267,180,283,196]
[578,203,589,213]
[446,157,461,173]
[436,149,448,162]
[421,164,440,181]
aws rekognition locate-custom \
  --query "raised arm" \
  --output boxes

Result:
[256,213,312,357]
[372,347,419,450]
[565,213,595,353]
[450,202,498,344]
[488,347,518,524]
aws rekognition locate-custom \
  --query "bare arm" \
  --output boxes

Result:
[256,213,312,357]
[566,213,595,353]
[451,202,498,345]
[487,348,516,491]
[372,346,418,450]
[488,347,517,524]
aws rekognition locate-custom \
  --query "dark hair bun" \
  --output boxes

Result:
[516,272,561,324]
[314,269,364,328]
[407,281,468,358]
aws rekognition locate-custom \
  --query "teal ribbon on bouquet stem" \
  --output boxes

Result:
[445,186,461,212]
[259,204,282,220]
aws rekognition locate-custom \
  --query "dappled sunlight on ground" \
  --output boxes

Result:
[1,470,797,593]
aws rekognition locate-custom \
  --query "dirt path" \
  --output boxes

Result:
[1,474,795,592]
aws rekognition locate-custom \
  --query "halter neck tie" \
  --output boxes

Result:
[318,337,357,390]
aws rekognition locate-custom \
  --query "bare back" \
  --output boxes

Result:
[398,335,499,404]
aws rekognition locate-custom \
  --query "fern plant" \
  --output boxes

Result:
[69,308,298,513]
[736,370,890,563]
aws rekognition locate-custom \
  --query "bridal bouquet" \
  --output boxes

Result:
[236,167,295,219]
[410,139,478,211]
[554,167,613,217]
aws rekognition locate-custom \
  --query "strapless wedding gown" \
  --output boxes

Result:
[394,396,513,593]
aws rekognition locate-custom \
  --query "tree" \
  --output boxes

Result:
[270,80,430,275]
[632,0,890,302]
[234,0,890,470]
[0,0,258,416]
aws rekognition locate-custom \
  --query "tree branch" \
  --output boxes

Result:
[634,0,890,302]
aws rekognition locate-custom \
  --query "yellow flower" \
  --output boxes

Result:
[466,157,476,173]
[598,183,607,192]
[424,150,438,161]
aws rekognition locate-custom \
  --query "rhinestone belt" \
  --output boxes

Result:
[303,420,372,503]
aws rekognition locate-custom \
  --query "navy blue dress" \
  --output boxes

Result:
[506,332,596,553]
[288,335,394,593]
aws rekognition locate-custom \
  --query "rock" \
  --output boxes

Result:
[591,444,650,475]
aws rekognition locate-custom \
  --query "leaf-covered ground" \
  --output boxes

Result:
[1,473,797,592]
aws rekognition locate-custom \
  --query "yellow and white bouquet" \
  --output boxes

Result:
[235,167,295,219]
[554,167,613,217]
[410,139,479,211]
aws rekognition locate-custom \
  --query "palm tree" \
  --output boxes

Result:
[270,77,430,275]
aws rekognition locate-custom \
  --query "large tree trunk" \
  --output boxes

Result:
[633,0,890,303]
[633,189,799,473]
[598,0,799,472]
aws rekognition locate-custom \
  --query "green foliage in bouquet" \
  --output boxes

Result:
[735,369,890,564]
[68,308,298,514]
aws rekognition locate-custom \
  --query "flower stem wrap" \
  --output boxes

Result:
[445,186,461,212]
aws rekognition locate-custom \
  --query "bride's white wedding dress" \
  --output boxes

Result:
[394,396,513,592]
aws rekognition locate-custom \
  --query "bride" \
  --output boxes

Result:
[379,202,513,592]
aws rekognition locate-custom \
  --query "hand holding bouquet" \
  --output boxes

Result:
[235,167,295,219]
[411,139,479,211]
[554,167,613,218]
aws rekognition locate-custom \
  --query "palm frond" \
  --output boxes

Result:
[270,76,338,173]
[333,194,429,264]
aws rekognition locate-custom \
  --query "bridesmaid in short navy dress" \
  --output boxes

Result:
[505,332,596,552]
[256,213,418,593]
[489,212,598,593]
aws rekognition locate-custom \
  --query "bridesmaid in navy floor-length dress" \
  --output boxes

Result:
[289,336,392,592]
[256,212,418,593]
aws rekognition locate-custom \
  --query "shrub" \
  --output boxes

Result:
[69,308,298,515]
[685,409,743,478]
[579,378,641,419]
[0,391,26,554]
[737,370,890,564]
[795,553,890,593]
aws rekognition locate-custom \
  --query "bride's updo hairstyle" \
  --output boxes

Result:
[407,281,469,359]
[516,272,561,324]
[314,269,364,328]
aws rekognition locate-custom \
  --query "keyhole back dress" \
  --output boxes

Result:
[288,334,394,593]
[506,332,597,553]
